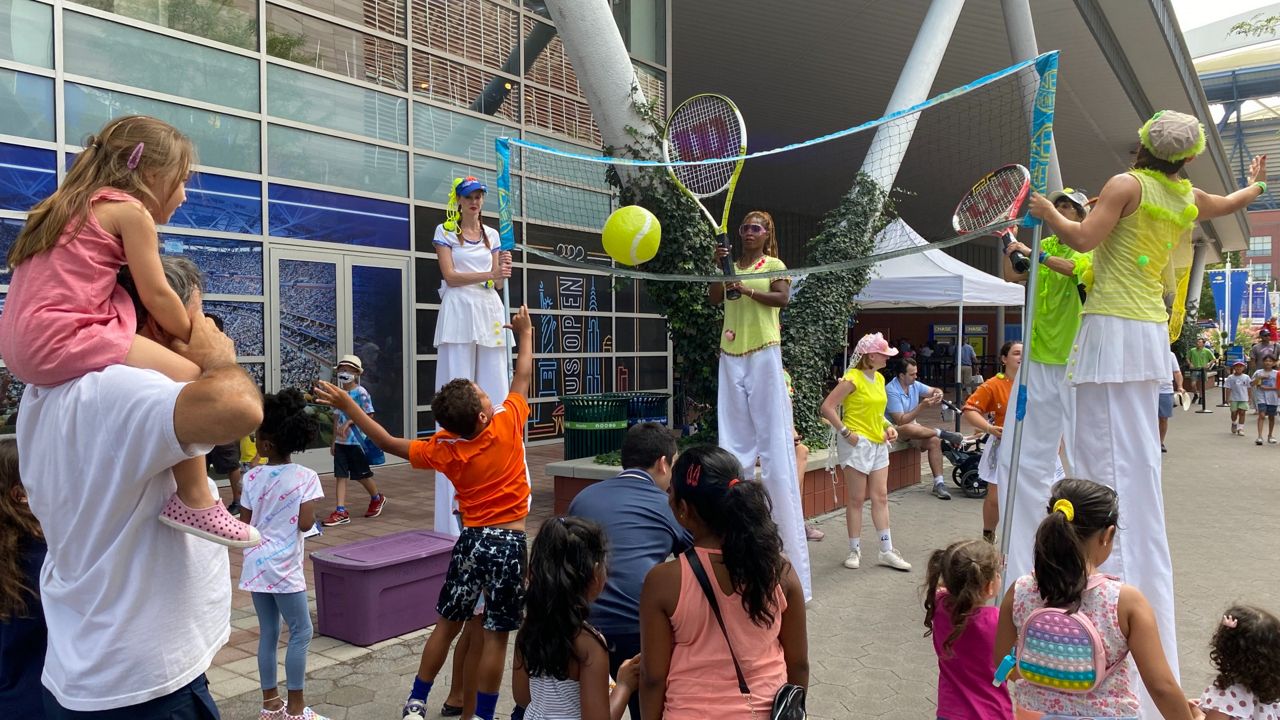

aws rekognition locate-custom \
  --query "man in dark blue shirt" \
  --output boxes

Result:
[568,423,690,720]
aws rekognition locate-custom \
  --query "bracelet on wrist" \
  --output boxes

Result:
[1256,180,1268,194]
[1038,251,1049,265]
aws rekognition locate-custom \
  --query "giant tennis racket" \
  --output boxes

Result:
[954,164,1031,273]
[662,93,747,298]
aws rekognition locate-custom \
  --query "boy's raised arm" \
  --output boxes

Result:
[508,305,534,398]
[313,381,413,460]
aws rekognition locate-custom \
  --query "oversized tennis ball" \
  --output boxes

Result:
[602,205,661,265]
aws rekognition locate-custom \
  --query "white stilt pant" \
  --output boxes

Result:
[1071,380,1177,719]
[718,346,812,601]
[433,342,517,537]
[999,359,1073,594]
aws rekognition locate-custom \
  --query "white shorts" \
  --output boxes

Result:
[835,433,890,474]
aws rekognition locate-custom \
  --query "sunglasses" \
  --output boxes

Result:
[739,223,768,234]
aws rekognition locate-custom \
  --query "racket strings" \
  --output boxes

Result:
[666,96,744,196]
[956,170,1026,231]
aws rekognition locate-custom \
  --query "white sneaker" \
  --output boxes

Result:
[878,548,912,571]
[1258,437,1265,446]
[842,548,861,569]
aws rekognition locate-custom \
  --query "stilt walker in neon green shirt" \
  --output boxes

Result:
[997,188,1090,590]
[1027,110,1266,719]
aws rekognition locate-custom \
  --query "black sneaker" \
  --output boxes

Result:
[226,500,242,516]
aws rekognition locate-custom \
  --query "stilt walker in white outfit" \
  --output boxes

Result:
[1029,110,1267,718]
[431,177,521,537]
[711,210,812,601]
[998,189,1092,591]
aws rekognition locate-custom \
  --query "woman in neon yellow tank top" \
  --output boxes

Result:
[710,210,811,602]
[1028,109,1266,718]
[819,333,911,573]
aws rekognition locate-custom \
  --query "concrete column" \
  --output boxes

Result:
[860,0,967,189]
[1002,0,1062,192]
[544,0,657,160]
[996,305,1006,349]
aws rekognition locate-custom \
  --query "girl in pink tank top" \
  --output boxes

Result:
[0,115,256,548]
[993,479,1195,720]
[638,445,807,719]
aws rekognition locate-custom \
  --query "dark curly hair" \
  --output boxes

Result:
[672,445,785,628]
[433,378,484,437]
[515,516,607,679]
[0,439,43,619]
[259,387,316,457]
[1210,605,1280,704]
[1034,478,1119,609]
[923,539,1000,655]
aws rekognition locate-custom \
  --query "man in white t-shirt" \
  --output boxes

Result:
[20,257,262,718]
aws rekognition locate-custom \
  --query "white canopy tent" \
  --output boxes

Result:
[854,218,1026,396]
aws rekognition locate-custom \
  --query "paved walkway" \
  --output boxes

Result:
[212,408,1278,719]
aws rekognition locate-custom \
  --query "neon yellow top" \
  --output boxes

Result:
[840,367,893,441]
[1084,169,1197,323]
[240,435,265,465]
[1030,235,1092,365]
[720,256,788,355]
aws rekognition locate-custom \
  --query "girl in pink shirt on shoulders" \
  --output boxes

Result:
[0,115,255,548]
[923,539,1013,720]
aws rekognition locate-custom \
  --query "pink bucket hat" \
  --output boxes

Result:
[854,332,898,358]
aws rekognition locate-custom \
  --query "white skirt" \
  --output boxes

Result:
[434,284,508,348]
[835,433,890,474]
[1067,314,1168,385]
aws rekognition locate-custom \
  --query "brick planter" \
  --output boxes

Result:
[549,443,923,519]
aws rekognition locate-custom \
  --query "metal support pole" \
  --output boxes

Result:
[1001,0,1062,192]
[1196,367,1214,414]
[860,0,967,189]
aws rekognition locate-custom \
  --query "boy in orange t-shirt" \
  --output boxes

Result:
[961,341,1020,545]
[315,306,534,720]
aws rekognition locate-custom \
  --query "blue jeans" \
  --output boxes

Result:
[252,591,313,691]
[43,674,219,718]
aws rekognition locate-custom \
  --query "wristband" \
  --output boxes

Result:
[1038,251,1049,265]
[1256,181,1268,194]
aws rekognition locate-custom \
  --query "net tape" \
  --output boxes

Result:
[497,51,1058,283]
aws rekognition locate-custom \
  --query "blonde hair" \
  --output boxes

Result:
[743,210,778,258]
[8,115,195,267]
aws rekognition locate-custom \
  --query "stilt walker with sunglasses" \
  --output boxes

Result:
[996,188,1092,590]
[1029,110,1267,719]
[711,210,812,602]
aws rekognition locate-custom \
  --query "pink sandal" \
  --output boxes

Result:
[159,493,261,548]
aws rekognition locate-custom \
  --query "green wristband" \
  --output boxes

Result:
[1256,181,1268,194]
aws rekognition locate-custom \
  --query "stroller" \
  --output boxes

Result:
[939,399,989,498]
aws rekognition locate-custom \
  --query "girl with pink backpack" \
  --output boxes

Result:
[992,478,1198,720]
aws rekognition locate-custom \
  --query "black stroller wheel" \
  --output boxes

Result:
[959,468,987,498]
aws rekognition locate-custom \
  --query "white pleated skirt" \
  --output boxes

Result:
[1067,314,1168,385]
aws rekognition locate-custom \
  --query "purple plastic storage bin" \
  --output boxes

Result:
[311,529,457,646]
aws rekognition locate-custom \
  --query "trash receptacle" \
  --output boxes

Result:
[311,530,457,646]
[612,391,671,427]
[560,394,629,460]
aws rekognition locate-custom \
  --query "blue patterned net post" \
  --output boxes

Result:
[496,136,515,251]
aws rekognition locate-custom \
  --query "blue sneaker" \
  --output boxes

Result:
[402,699,428,719]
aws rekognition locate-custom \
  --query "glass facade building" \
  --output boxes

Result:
[0,0,672,445]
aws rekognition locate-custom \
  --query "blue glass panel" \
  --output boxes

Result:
[65,83,260,172]
[159,235,263,295]
[204,300,264,355]
[267,65,407,143]
[352,264,404,435]
[268,184,409,250]
[267,124,407,196]
[0,0,53,67]
[0,143,56,211]
[0,69,55,141]
[63,12,259,111]
[0,218,24,284]
[168,172,263,235]
[278,259,336,393]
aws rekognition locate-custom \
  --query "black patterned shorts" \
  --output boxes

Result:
[436,526,527,632]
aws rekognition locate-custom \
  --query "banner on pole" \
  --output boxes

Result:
[1252,282,1271,321]
[1209,269,1251,340]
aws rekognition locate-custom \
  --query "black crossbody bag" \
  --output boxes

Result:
[683,548,806,720]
